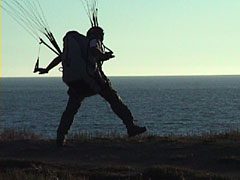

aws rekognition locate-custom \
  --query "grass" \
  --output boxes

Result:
[0,159,231,180]
[2,128,240,142]
[1,128,41,141]
[1,128,240,180]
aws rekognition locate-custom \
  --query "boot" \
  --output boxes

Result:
[127,125,147,137]
[56,133,66,148]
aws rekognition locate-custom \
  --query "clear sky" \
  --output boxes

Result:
[2,0,240,77]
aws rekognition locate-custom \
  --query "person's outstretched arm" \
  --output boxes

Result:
[38,55,62,74]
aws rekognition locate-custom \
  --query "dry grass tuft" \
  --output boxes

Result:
[1,128,41,141]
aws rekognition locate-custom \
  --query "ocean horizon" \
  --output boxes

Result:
[1,75,240,138]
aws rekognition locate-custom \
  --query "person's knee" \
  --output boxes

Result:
[102,88,122,101]
[64,107,78,116]
[64,96,81,115]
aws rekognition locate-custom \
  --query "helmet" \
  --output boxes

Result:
[86,26,104,39]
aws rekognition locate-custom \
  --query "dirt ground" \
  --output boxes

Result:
[1,136,240,179]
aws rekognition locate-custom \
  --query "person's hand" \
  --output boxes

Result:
[105,52,115,59]
[38,68,49,74]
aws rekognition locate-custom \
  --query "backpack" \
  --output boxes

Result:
[61,31,102,92]
[61,31,89,83]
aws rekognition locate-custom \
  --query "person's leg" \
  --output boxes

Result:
[99,85,146,137]
[56,94,84,147]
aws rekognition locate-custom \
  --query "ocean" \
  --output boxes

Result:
[1,76,240,138]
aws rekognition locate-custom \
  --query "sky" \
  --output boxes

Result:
[2,0,240,77]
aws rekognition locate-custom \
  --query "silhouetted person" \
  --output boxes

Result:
[39,27,147,147]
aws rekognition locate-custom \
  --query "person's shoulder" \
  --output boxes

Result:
[89,39,99,48]
[90,38,98,42]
